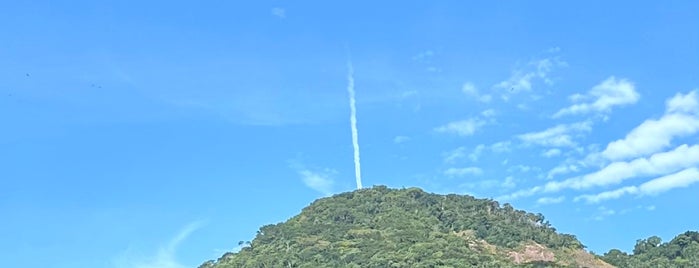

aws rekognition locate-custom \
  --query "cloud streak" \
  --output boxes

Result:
[553,77,639,118]
[493,57,566,100]
[601,90,699,161]
[517,121,592,148]
[537,196,565,205]
[347,61,363,189]
[113,221,205,268]
[444,167,484,177]
[271,7,286,18]
[289,160,337,195]
[575,167,699,203]
[435,118,486,136]
[298,169,336,196]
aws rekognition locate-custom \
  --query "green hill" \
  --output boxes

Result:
[199,186,612,268]
[601,231,699,267]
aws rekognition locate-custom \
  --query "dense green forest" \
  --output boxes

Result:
[600,231,699,267]
[200,186,614,268]
[197,186,696,267]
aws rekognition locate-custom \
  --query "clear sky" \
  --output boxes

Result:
[2,1,699,267]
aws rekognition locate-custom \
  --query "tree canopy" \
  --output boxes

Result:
[200,186,612,268]
[601,231,699,268]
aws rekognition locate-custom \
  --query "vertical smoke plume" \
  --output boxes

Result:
[347,61,363,189]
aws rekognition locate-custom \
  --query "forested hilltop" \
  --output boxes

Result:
[601,231,699,267]
[199,186,612,268]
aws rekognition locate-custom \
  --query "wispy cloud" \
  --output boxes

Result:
[468,145,486,161]
[546,143,699,194]
[298,169,336,196]
[481,109,497,118]
[601,90,699,161]
[501,91,699,202]
[575,167,699,203]
[536,196,565,205]
[444,167,484,177]
[502,176,517,189]
[517,121,592,148]
[510,165,541,174]
[497,186,543,201]
[289,160,337,195]
[400,90,418,99]
[493,57,566,100]
[459,178,513,191]
[435,118,486,136]
[271,7,286,18]
[412,50,435,62]
[490,141,511,153]
[393,135,411,144]
[553,77,639,118]
[546,163,580,179]
[443,142,507,163]
[542,148,562,158]
[443,146,469,163]
[462,82,492,103]
[113,221,205,268]
[592,206,616,221]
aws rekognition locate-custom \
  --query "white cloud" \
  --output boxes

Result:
[271,7,286,18]
[537,196,565,205]
[640,167,699,195]
[444,167,484,177]
[113,221,204,268]
[444,142,507,164]
[298,169,336,196]
[575,187,635,204]
[400,90,418,98]
[495,71,535,95]
[426,66,441,73]
[494,57,566,99]
[601,90,699,161]
[595,206,616,220]
[443,146,468,163]
[435,118,486,136]
[575,167,699,203]
[517,121,592,147]
[468,144,486,161]
[491,141,511,153]
[412,50,435,61]
[546,144,699,192]
[462,82,492,103]
[497,186,542,201]
[462,82,477,95]
[546,164,579,179]
[393,136,411,144]
[508,165,536,173]
[481,109,497,118]
[501,92,699,201]
[554,77,639,118]
[502,176,517,189]
[667,90,699,114]
[460,178,515,191]
[542,148,562,158]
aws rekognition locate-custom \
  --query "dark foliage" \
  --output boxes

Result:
[200,186,604,268]
[601,231,699,268]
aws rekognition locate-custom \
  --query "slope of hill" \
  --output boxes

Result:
[199,186,612,268]
[601,231,699,267]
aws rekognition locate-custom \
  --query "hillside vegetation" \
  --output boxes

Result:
[601,231,699,267]
[200,186,612,268]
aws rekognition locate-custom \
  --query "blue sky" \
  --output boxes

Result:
[2,1,699,267]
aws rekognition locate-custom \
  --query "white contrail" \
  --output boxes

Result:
[347,61,363,189]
